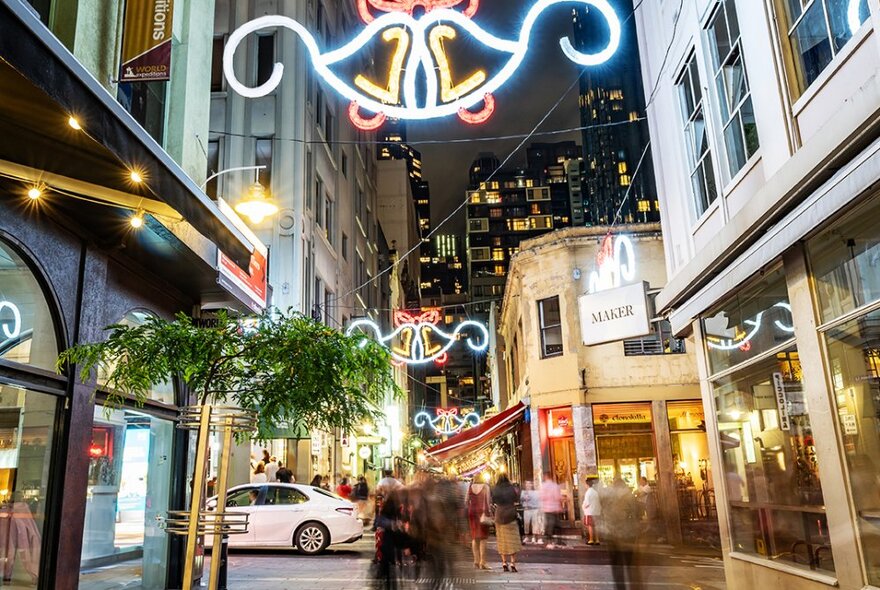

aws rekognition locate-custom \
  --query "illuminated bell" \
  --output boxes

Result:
[234,182,279,224]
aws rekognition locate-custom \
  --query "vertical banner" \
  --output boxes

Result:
[120,0,174,82]
[772,372,791,431]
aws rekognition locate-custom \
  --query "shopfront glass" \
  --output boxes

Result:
[809,196,880,585]
[592,403,656,489]
[668,401,717,543]
[0,240,57,371]
[78,408,173,590]
[0,385,57,589]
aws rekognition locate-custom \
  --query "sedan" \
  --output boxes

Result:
[206,483,363,555]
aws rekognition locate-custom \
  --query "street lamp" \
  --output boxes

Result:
[201,165,279,225]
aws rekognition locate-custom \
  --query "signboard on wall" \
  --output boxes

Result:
[120,0,174,82]
[771,372,791,431]
[578,281,650,346]
[216,198,268,312]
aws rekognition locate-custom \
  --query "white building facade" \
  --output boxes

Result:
[636,0,880,587]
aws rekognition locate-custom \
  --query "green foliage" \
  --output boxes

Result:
[56,309,398,439]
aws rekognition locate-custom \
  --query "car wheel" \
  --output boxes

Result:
[295,522,330,555]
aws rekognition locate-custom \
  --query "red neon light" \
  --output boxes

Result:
[457,93,495,125]
[358,0,479,22]
[348,101,387,130]
[88,444,104,458]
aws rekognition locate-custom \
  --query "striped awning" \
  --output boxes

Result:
[425,402,526,462]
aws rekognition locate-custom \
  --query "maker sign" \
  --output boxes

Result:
[578,281,651,346]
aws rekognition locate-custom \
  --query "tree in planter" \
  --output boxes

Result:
[57,308,396,588]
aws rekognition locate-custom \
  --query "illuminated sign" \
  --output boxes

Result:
[223,0,620,128]
[705,302,794,351]
[0,301,21,339]
[415,407,480,435]
[588,234,635,294]
[346,309,488,365]
[547,407,573,438]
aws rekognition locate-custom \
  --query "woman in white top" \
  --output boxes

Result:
[250,462,268,483]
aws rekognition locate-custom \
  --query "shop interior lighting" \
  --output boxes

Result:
[222,0,620,128]
[234,182,279,224]
[67,116,82,130]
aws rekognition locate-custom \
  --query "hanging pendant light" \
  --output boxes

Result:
[234,182,278,224]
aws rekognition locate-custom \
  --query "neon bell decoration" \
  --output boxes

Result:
[415,407,480,435]
[346,309,488,366]
[223,0,620,129]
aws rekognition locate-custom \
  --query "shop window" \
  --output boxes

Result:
[0,239,58,371]
[781,0,870,96]
[702,266,793,374]
[712,348,834,573]
[706,0,759,177]
[808,196,880,323]
[79,408,174,589]
[823,311,880,583]
[256,33,276,87]
[668,401,718,538]
[0,384,58,588]
[538,296,563,358]
[210,36,225,92]
[592,403,656,489]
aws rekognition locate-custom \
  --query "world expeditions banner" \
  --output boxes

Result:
[120,0,174,82]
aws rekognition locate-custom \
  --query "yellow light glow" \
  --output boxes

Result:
[27,186,42,200]
[234,182,279,224]
[429,25,486,103]
[481,470,491,482]
[417,451,426,463]
[129,170,144,183]
[130,211,144,228]
[68,116,82,130]
[354,27,409,104]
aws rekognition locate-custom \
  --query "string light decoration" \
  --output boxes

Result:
[706,302,794,351]
[415,407,480,436]
[223,0,621,129]
[346,309,488,365]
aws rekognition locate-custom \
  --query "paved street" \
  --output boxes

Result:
[207,534,726,589]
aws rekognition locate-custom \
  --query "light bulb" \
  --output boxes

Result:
[130,170,144,183]
[68,116,82,130]
[130,211,144,228]
[27,187,42,200]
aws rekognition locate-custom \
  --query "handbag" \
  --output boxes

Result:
[479,487,493,525]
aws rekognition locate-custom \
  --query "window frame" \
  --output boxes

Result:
[676,50,718,219]
[538,296,564,358]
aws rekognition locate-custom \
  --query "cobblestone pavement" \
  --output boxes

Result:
[204,534,727,590]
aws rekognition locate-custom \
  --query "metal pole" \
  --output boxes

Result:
[200,165,266,190]
[208,415,235,590]
[182,405,212,590]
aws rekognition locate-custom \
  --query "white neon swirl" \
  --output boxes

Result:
[0,301,21,340]
[414,410,481,435]
[588,235,635,293]
[706,302,795,351]
[848,0,864,34]
[346,318,489,365]
[223,0,620,120]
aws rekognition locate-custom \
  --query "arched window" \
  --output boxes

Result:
[0,238,58,371]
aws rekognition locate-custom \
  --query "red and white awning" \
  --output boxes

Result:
[425,402,527,462]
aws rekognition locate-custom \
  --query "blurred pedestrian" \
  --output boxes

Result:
[636,477,656,539]
[540,472,562,548]
[353,475,370,521]
[520,480,540,543]
[492,474,522,572]
[582,477,601,545]
[602,477,642,589]
[265,456,279,482]
[337,477,353,499]
[261,448,271,466]
[373,491,404,590]
[250,462,267,484]
[321,475,331,490]
[276,462,294,484]
[309,474,322,487]
[466,478,491,570]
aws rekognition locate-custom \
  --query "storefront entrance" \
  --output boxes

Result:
[593,403,657,488]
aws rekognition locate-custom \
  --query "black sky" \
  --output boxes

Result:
[406,0,588,237]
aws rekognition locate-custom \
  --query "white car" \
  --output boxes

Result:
[206,483,363,554]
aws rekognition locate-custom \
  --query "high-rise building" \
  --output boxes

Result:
[420,234,467,302]
[466,144,584,302]
[574,0,659,225]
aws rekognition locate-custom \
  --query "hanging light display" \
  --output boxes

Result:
[415,407,480,435]
[223,0,621,128]
[346,309,488,365]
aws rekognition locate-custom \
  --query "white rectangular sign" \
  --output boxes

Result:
[772,372,791,431]
[578,281,651,346]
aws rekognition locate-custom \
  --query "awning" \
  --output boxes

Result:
[425,402,526,463]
